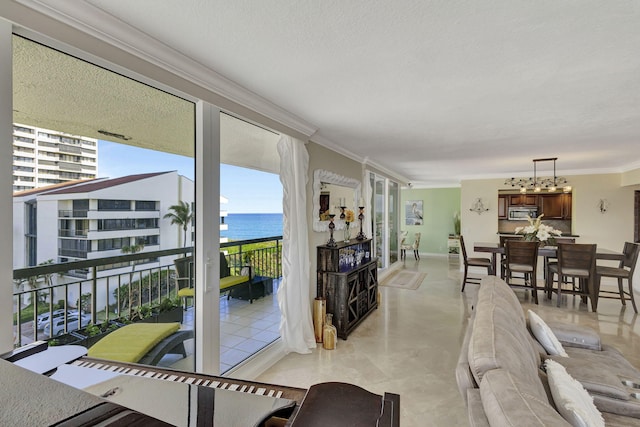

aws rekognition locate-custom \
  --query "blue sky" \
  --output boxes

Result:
[98,140,282,213]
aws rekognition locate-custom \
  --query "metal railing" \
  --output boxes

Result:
[12,236,283,347]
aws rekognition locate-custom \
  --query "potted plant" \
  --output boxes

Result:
[131,304,155,323]
[75,321,123,348]
[241,250,255,278]
[156,297,183,323]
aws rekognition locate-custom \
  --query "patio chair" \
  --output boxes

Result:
[174,255,194,310]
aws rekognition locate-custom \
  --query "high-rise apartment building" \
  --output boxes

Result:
[12,123,98,193]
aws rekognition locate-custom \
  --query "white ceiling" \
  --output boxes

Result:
[16,1,640,186]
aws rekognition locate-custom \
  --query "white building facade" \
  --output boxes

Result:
[14,171,194,269]
[12,123,98,193]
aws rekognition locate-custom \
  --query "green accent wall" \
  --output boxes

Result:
[401,188,461,254]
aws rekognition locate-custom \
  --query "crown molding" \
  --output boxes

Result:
[15,0,317,137]
[310,134,408,183]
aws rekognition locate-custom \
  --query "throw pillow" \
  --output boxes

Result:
[528,310,568,357]
[545,359,605,427]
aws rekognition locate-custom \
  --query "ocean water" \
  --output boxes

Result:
[221,213,283,240]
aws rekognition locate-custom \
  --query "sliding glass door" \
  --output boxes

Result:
[368,172,400,270]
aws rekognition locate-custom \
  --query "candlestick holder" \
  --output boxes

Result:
[356,206,366,240]
[339,206,346,220]
[327,214,337,247]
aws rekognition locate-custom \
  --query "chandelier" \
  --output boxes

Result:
[504,157,569,193]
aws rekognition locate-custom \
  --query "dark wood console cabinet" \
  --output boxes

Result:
[317,239,378,340]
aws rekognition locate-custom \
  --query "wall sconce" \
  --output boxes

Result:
[470,198,489,214]
[598,199,609,214]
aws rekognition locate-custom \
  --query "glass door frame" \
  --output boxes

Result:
[4,23,223,374]
[366,170,401,271]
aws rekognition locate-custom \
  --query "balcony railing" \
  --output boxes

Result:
[13,236,283,347]
[59,209,88,218]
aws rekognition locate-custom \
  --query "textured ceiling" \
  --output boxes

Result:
[16,1,640,185]
[12,36,280,174]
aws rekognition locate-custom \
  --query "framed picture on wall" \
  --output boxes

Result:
[406,200,423,225]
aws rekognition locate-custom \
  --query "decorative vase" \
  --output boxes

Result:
[313,297,326,343]
[322,313,337,350]
[344,223,351,242]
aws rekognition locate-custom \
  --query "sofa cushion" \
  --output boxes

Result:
[456,311,478,405]
[480,368,572,427]
[564,347,640,384]
[545,359,605,427]
[478,276,526,326]
[549,355,630,401]
[547,321,601,351]
[528,310,568,357]
[469,303,546,400]
[467,389,491,427]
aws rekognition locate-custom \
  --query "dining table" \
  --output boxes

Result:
[473,241,624,311]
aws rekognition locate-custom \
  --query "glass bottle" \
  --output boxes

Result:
[322,313,337,350]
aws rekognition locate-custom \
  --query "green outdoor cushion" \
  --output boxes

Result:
[88,322,180,363]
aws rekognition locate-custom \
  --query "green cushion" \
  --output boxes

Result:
[220,275,249,290]
[88,322,180,363]
[178,288,195,297]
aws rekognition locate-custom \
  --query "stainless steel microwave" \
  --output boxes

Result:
[508,206,538,220]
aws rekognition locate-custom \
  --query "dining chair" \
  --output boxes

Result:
[543,237,576,282]
[411,232,421,260]
[545,243,597,310]
[460,235,494,292]
[399,231,409,260]
[499,235,523,279]
[504,240,540,304]
[595,242,640,313]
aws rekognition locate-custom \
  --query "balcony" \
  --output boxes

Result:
[59,210,88,218]
[13,236,283,373]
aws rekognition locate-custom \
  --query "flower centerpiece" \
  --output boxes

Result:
[344,208,355,241]
[515,214,562,245]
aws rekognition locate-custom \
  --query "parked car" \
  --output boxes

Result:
[34,309,78,330]
[43,314,90,336]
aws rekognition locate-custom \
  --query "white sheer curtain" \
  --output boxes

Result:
[277,135,316,354]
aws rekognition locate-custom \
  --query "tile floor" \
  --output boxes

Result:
[255,256,640,427]
[167,256,640,426]
[174,280,282,373]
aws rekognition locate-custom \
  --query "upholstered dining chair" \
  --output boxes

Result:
[595,242,640,313]
[499,235,523,279]
[460,235,494,292]
[546,243,597,310]
[504,240,540,304]
[410,232,421,260]
[399,231,409,260]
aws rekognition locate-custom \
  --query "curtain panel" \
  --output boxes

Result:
[277,135,315,354]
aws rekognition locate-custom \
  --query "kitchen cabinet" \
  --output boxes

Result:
[562,193,572,219]
[498,195,508,219]
[539,193,572,219]
[509,194,538,206]
[317,239,378,339]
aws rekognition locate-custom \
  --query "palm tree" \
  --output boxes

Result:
[121,241,145,317]
[164,201,193,249]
